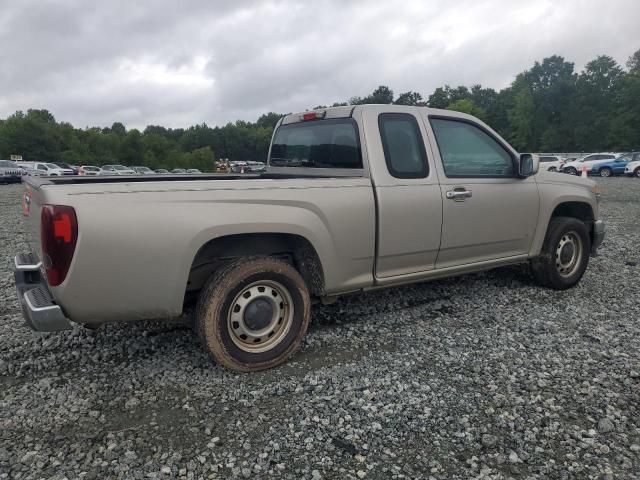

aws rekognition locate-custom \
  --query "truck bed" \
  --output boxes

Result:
[24,172,359,188]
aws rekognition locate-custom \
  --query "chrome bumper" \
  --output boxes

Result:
[13,254,72,332]
[591,220,605,255]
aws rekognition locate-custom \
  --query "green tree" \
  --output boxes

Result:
[394,91,425,106]
[446,99,486,120]
[627,48,640,73]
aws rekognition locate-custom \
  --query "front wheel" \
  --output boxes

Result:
[635,167,640,178]
[531,217,591,290]
[565,167,577,175]
[599,167,612,177]
[196,257,310,372]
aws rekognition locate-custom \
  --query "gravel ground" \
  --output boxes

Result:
[1,178,639,480]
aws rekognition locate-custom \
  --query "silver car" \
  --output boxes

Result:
[0,160,25,183]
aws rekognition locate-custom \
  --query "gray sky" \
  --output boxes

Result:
[0,0,638,129]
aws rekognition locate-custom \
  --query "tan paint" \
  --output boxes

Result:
[21,105,600,327]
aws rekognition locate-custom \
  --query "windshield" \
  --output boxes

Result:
[0,160,18,168]
[114,165,129,171]
[46,163,59,169]
[83,166,100,171]
[269,118,362,169]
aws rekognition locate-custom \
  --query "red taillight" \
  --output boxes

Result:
[300,110,327,121]
[41,205,78,287]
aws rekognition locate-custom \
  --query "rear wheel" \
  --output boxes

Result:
[531,217,591,290]
[635,167,640,178]
[599,167,612,177]
[196,257,310,372]
[565,167,577,175]
[548,167,557,172]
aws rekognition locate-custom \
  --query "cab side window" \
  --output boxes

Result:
[378,113,429,179]
[430,118,515,177]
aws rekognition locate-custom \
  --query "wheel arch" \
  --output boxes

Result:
[530,197,596,257]
[185,232,325,303]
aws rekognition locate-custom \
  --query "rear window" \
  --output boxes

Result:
[269,119,362,169]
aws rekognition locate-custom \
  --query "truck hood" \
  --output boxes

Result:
[536,169,595,188]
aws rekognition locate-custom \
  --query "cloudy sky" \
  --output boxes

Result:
[0,0,638,129]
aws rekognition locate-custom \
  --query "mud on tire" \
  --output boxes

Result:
[196,256,310,372]
[530,216,591,290]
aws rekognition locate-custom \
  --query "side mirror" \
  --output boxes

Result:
[519,153,539,177]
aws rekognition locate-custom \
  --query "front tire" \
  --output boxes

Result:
[635,167,640,178]
[531,217,591,290]
[565,167,577,175]
[196,257,311,372]
[599,167,612,177]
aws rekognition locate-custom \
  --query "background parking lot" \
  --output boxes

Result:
[1,178,639,479]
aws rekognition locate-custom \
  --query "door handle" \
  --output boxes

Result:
[446,189,472,201]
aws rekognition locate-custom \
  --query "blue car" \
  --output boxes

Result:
[590,152,640,177]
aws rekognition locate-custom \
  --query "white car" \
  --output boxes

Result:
[100,165,136,175]
[560,153,617,175]
[537,155,565,172]
[78,166,102,176]
[32,162,74,176]
[625,160,640,178]
[132,166,155,175]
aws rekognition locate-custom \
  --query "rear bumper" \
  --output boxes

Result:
[13,254,72,332]
[591,220,605,255]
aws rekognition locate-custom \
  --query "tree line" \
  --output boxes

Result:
[1,49,638,171]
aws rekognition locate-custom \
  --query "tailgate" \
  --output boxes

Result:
[21,181,44,257]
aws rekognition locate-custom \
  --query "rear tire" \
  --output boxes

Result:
[531,217,591,290]
[196,256,310,372]
[565,167,577,175]
[635,167,640,178]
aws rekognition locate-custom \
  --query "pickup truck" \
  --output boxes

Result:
[14,105,605,372]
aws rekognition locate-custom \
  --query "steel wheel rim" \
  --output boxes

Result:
[227,280,294,353]
[555,231,583,277]
[600,169,611,177]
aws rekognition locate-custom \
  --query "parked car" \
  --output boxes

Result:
[171,168,187,174]
[100,165,136,175]
[560,153,617,175]
[13,105,604,372]
[29,162,74,176]
[186,168,202,174]
[538,155,565,172]
[230,161,248,173]
[78,166,102,176]
[590,152,640,177]
[216,161,231,173]
[131,166,155,175]
[155,169,169,174]
[0,160,25,183]
[54,162,79,175]
[247,161,267,172]
[624,157,640,178]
